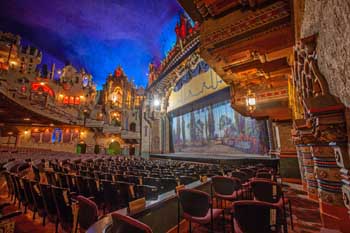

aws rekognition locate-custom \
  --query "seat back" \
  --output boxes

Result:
[76,175,90,196]
[10,174,19,200]
[111,212,153,233]
[160,177,177,193]
[65,174,77,192]
[135,185,158,200]
[212,176,241,195]
[56,172,69,188]
[51,186,73,232]
[143,177,161,189]
[86,177,99,198]
[32,165,41,181]
[251,180,282,203]
[116,181,135,207]
[39,183,57,221]
[256,172,273,180]
[178,189,210,218]
[239,168,255,178]
[77,195,98,231]
[29,180,45,213]
[13,175,26,203]
[3,171,14,195]
[21,178,35,209]
[233,201,282,233]
[179,175,196,185]
[231,171,248,183]
[45,171,58,186]
[102,180,119,211]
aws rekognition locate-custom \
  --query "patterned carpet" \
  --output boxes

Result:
[1,177,349,233]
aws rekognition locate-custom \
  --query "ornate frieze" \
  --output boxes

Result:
[201,1,291,49]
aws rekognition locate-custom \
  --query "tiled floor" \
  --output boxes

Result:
[1,178,349,233]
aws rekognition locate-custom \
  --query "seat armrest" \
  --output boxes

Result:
[0,203,11,210]
[0,210,22,221]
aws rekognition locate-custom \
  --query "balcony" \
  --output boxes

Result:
[85,119,104,127]
[121,130,140,140]
[103,124,122,133]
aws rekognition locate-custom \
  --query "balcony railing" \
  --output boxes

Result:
[121,130,140,139]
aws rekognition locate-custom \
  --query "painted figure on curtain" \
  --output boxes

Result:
[171,100,268,155]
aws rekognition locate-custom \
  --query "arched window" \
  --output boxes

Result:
[130,122,136,132]
[126,91,131,108]
[111,87,123,108]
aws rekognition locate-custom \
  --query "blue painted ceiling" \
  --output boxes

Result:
[0,0,182,89]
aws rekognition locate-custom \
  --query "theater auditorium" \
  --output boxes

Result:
[0,0,349,232]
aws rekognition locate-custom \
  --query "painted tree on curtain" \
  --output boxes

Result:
[189,112,196,142]
[172,100,268,155]
[207,105,215,140]
[175,116,181,144]
[181,115,186,146]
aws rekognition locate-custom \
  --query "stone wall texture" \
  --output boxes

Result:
[301,0,350,107]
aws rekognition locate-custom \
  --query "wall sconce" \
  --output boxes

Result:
[245,89,256,113]
[153,99,160,107]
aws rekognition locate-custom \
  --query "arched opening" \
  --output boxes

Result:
[76,142,86,154]
[129,122,136,132]
[111,87,123,108]
[129,144,135,155]
[108,141,121,155]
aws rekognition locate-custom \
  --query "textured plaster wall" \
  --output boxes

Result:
[301,0,350,107]
[275,121,295,152]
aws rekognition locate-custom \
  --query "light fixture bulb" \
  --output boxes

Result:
[153,99,160,107]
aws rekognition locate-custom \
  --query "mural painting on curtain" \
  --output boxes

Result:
[172,100,268,155]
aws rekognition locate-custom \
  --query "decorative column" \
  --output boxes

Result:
[275,121,300,183]
[331,108,350,217]
[267,119,276,155]
[292,119,317,198]
[330,143,349,216]
[291,36,349,225]
[311,144,344,215]
[295,145,307,190]
[309,110,348,219]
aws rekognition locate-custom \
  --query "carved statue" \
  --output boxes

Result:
[148,63,157,85]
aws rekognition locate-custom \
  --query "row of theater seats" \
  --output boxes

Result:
[176,167,294,233]
[2,156,220,232]
[2,154,289,233]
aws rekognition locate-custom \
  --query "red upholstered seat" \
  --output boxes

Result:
[232,200,284,233]
[250,180,293,231]
[214,189,243,201]
[178,188,224,232]
[183,208,222,225]
[111,212,153,233]
[76,195,99,232]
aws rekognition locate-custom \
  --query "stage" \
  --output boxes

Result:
[150,152,279,169]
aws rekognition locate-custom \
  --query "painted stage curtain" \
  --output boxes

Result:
[171,100,269,155]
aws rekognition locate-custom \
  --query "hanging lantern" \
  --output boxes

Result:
[245,89,256,113]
